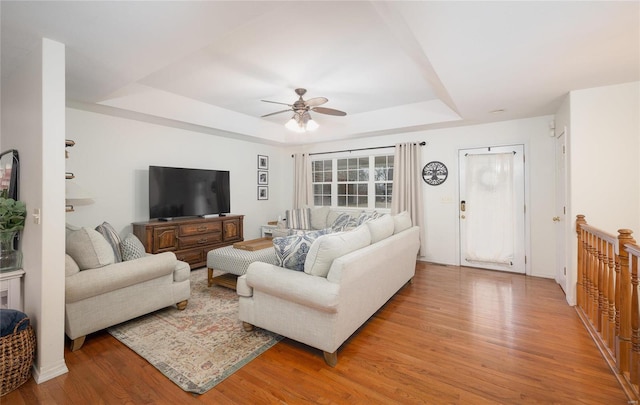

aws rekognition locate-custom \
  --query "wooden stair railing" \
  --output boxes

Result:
[576,215,639,403]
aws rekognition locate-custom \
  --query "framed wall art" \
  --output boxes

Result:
[258,186,268,200]
[258,155,269,170]
[258,170,268,185]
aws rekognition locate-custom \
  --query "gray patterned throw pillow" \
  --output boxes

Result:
[95,221,123,262]
[273,229,331,271]
[120,233,147,261]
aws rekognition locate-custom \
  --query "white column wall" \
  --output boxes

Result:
[0,38,68,382]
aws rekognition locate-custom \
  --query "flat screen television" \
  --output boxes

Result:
[149,165,230,220]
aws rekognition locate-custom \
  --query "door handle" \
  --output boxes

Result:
[553,216,560,222]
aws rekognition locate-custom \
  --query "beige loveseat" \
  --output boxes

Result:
[65,224,190,350]
[237,211,419,366]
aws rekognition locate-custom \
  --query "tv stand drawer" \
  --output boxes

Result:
[175,247,205,265]
[179,233,222,249]
[180,222,222,236]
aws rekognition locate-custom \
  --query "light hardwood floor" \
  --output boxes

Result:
[6,262,628,404]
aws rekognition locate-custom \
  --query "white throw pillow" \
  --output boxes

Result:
[366,214,395,243]
[393,211,413,234]
[66,227,115,270]
[304,225,372,277]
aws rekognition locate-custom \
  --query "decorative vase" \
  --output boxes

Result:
[0,230,22,272]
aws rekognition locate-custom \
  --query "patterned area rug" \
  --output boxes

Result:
[108,268,281,394]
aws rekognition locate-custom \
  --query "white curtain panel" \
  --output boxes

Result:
[464,152,515,265]
[391,143,425,256]
[293,153,312,209]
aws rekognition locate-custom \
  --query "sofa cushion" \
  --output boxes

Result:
[95,221,123,263]
[65,254,80,277]
[393,211,413,234]
[65,222,80,237]
[286,208,311,230]
[304,225,372,277]
[66,227,115,270]
[309,205,330,229]
[357,210,381,226]
[121,233,147,261]
[366,214,395,243]
[273,229,330,271]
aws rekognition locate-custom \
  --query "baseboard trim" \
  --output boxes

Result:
[575,307,639,404]
[32,359,69,384]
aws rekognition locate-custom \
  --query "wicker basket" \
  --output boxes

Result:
[1,317,36,396]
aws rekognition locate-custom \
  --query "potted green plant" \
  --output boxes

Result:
[0,197,26,272]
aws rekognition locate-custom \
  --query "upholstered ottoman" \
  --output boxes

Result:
[207,245,277,289]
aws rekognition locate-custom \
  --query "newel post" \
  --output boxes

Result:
[576,215,587,309]
[617,228,635,375]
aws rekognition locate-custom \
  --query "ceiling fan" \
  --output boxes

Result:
[261,88,346,132]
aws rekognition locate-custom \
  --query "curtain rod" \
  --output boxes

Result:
[291,141,426,157]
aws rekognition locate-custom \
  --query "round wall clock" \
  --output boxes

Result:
[422,161,448,185]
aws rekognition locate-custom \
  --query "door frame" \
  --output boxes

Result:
[456,143,531,275]
[555,128,568,291]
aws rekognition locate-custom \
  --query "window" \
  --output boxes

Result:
[312,154,394,210]
[312,160,332,206]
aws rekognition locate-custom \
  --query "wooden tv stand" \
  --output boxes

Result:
[132,215,244,269]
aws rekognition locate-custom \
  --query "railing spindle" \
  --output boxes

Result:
[626,244,640,390]
[618,229,635,376]
[608,241,617,352]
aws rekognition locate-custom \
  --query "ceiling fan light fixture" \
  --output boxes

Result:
[284,112,318,133]
[285,116,302,132]
[306,118,319,131]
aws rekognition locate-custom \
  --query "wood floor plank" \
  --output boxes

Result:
[5,262,630,404]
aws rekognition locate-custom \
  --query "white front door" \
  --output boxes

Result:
[555,129,567,291]
[459,145,526,273]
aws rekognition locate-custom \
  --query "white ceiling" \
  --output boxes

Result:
[2,1,638,145]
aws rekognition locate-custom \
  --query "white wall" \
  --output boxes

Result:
[564,81,640,305]
[569,82,640,233]
[66,108,289,241]
[287,116,558,278]
[0,39,68,382]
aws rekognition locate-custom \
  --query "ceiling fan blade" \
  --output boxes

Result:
[261,109,292,118]
[304,97,328,107]
[261,100,292,107]
[311,106,347,116]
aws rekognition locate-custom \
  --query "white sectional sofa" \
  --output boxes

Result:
[237,211,420,366]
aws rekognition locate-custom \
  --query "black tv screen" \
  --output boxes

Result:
[149,166,230,219]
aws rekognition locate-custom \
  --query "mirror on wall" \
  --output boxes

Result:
[0,149,19,200]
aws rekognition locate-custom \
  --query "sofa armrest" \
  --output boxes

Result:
[65,252,178,303]
[173,260,190,283]
[244,261,340,313]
